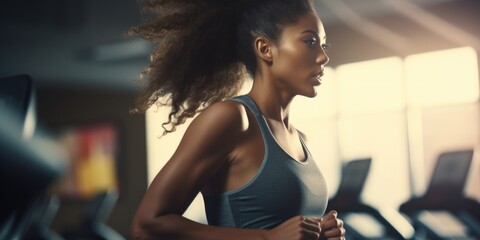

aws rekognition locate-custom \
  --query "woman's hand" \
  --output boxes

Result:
[318,210,345,240]
[266,215,322,240]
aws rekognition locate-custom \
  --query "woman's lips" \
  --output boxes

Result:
[311,71,324,85]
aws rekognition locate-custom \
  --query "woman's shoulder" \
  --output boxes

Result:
[202,99,249,130]
[205,98,247,116]
[187,98,250,140]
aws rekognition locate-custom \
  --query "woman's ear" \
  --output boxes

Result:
[254,37,273,63]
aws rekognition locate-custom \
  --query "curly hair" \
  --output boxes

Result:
[128,0,314,135]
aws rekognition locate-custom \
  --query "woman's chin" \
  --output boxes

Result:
[302,88,318,98]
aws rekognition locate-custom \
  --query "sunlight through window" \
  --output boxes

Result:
[405,47,479,107]
[336,57,405,115]
[405,47,479,199]
[335,57,410,210]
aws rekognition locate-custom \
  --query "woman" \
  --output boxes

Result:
[130,0,345,239]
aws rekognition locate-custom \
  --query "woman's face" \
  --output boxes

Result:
[270,12,329,98]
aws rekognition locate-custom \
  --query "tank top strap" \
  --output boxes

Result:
[230,95,271,138]
[231,95,261,116]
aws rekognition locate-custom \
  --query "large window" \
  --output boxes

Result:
[335,57,410,210]
[405,47,479,198]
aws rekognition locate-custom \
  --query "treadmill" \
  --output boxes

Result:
[327,158,412,239]
[0,75,65,239]
[399,149,480,240]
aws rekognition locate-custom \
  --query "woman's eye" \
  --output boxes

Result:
[305,38,318,47]
[321,43,331,51]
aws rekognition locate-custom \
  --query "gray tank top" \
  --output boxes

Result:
[203,95,328,229]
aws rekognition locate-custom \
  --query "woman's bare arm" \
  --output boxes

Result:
[131,101,270,240]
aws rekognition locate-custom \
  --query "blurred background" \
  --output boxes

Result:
[1,0,479,239]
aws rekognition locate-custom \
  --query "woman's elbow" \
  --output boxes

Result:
[131,213,173,240]
[131,212,161,240]
[131,215,150,240]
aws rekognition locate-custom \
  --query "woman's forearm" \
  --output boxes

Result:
[133,214,268,240]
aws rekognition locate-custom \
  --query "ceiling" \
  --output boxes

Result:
[0,0,478,91]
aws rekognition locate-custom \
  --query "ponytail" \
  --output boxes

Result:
[128,0,247,135]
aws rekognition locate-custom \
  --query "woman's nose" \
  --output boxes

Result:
[317,49,329,66]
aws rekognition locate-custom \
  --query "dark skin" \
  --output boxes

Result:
[132,12,345,240]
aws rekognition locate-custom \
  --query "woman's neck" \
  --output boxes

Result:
[248,75,294,129]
